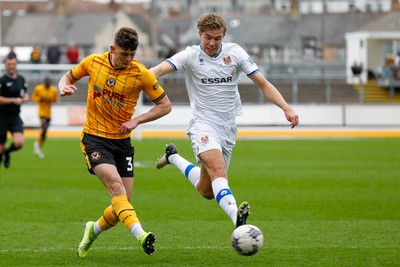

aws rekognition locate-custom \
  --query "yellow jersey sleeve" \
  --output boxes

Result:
[139,67,166,103]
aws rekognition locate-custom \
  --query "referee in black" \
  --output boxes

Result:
[0,55,30,168]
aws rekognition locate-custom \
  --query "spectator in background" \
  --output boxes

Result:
[395,51,400,67]
[351,61,363,83]
[158,49,165,59]
[378,54,396,85]
[66,41,80,64]
[395,52,400,80]
[164,44,177,59]
[46,37,61,64]
[7,46,17,60]
[163,44,179,83]
[30,43,42,64]
[32,77,59,159]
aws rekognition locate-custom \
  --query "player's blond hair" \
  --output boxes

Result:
[197,13,227,35]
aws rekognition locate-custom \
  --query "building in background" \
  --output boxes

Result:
[0,0,399,64]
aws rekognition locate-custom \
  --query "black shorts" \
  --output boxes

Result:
[80,133,135,178]
[39,117,51,126]
[0,116,24,144]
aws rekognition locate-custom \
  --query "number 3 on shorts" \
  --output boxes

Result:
[126,157,133,171]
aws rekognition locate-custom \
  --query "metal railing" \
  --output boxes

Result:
[0,61,348,80]
[1,61,360,104]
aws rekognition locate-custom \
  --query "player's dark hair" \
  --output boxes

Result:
[114,27,139,51]
[197,13,227,35]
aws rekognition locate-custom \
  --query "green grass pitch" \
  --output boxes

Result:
[0,137,399,266]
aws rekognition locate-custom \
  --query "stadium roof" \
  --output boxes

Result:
[2,13,114,47]
[357,11,400,31]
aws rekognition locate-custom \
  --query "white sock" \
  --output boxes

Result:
[93,221,102,236]
[169,154,201,188]
[212,177,237,226]
[130,223,145,240]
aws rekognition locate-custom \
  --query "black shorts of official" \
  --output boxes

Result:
[80,133,135,178]
[0,116,24,144]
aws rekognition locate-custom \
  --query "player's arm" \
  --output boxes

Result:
[0,96,19,105]
[0,93,29,106]
[250,72,299,129]
[21,91,30,103]
[132,94,172,125]
[58,71,78,96]
[149,61,174,78]
[120,95,172,134]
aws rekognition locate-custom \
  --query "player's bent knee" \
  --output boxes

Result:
[109,181,126,196]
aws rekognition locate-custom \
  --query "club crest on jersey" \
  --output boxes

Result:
[90,151,101,161]
[201,135,209,144]
[106,78,116,88]
[222,55,232,65]
[199,58,205,65]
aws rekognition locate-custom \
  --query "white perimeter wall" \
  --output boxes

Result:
[21,104,400,128]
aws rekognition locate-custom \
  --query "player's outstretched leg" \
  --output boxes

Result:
[236,202,250,228]
[77,221,98,258]
[156,143,177,169]
[34,141,45,158]
[139,232,156,255]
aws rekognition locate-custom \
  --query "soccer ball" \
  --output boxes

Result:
[231,224,264,256]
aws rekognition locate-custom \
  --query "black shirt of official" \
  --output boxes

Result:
[0,74,27,118]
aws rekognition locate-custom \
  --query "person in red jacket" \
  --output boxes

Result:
[66,41,80,64]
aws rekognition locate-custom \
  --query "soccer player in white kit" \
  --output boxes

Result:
[151,13,299,229]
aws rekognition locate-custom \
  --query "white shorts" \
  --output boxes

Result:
[186,118,237,170]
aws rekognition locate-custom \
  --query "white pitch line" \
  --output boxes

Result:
[134,161,156,168]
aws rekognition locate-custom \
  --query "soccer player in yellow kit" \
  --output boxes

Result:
[32,77,59,158]
[58,27,171,257]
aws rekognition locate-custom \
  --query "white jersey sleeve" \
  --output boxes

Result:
[166,43,259,126]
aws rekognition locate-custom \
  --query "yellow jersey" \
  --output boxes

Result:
[32,84,60,119]
[70,52,166,139]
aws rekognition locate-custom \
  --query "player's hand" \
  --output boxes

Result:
[59,85,78,96]
[285,108,299,129]
[120,120,139,134]
[13,97,23,106]
[289,114,299,129]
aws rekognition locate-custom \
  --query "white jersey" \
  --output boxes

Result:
[166,43,260,126]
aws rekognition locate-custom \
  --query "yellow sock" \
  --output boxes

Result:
[112,195,140,230]
[98,205,119,231]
